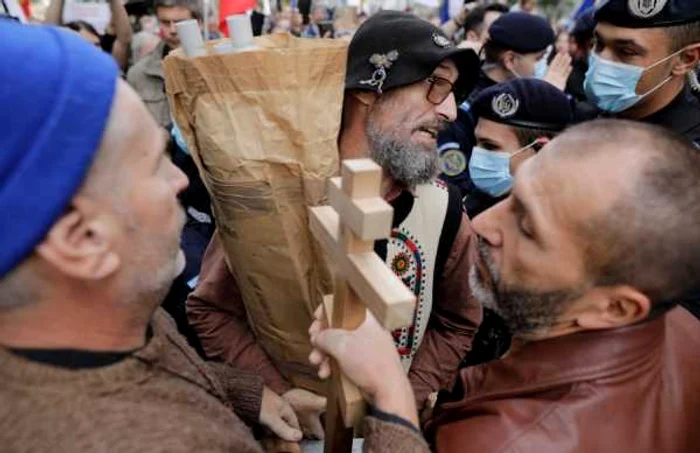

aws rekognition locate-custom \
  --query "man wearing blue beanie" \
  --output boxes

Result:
[0,19,401,452]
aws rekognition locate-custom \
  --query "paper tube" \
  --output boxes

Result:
[176,19,206,57]
[226,14,255,50]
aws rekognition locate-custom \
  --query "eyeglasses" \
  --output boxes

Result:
[424,75,455,105]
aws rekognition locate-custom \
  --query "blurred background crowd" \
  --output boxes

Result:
[1,0,596,74]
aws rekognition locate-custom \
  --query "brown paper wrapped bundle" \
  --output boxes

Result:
[163,34,347,393]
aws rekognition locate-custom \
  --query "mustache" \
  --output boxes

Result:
[415,120,449,133]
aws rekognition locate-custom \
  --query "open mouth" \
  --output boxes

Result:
[416,126,439,139]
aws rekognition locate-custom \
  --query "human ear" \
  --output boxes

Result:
[35,197,120,281]
[576,285,651,330]
[501,51,518,71]
[672,44,700,76]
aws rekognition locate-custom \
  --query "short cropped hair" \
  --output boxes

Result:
[482,39,509,64]
[561,120,700,307]
[665,20,700,52]
[463,3,509,35]
[154,0,202,21]
[512,126,558,149]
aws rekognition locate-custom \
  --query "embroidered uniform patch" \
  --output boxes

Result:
[628,0,668,18]
[491,93,520,118]
[440,149,467,177]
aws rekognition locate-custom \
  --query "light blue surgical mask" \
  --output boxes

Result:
[469,141,538,197]
[484,53,534,79]
[584,50,683,113]
[533,56,549,79]
[171,122,189,155]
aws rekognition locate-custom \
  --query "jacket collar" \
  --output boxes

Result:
[643,83,700,137]
[440,310,668,408]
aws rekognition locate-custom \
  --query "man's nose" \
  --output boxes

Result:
[436,92,458,122]
[471,201,506,249]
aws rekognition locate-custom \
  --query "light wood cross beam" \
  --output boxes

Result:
[309,159,417,452]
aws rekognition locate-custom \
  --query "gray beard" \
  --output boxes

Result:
[366,121,439,189]
[470,241,587,339]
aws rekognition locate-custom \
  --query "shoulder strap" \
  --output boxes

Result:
[434,182,464,291]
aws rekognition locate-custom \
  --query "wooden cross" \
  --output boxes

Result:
[309,159,417,452]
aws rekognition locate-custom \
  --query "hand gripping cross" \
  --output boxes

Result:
[308,159,416,452]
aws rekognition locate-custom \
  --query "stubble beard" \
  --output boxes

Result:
[470,240,587,340]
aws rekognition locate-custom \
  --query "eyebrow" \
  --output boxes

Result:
[435,63,458,82]
[477,137,502,149]
[594,31,647,54]
[511,191,541,237]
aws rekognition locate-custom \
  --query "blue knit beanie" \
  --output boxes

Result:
[0,20,118,278]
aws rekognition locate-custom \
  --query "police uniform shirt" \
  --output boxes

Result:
[437,69,498,198]
[639,84,700,147]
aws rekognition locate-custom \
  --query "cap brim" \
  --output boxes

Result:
[440,47,480,104]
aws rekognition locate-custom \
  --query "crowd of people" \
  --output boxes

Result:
[1,0,700,452]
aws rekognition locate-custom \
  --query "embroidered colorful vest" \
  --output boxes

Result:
[383,180,461,370]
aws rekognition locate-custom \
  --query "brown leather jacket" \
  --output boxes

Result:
[424,307,700,452]
[187,213,481,409]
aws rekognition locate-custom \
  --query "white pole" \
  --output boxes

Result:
[202,0,209,39]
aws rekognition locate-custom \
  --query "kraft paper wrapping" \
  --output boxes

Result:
[164,34,346,393]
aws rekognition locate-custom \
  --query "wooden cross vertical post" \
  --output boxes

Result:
[309,159,417,453]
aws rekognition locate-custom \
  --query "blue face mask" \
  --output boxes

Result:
[171,122,189,155]
[533,56,548,79]
[584,51,681,113]
[469,141,537,197]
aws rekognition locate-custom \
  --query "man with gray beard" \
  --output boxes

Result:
[186,10,485,433]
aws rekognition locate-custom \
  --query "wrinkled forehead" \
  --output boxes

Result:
[515,144,630,234]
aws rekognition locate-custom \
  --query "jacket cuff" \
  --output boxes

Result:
[207,362,264,425]
[363,416,430,453]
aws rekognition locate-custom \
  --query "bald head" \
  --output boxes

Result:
[554,120,700,306]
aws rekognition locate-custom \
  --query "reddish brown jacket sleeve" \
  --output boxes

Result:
[407,214,482,411]
[186,232,292,395]
[363,416,431,453]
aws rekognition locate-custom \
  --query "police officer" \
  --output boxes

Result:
[457,79,575,368]
[438,12,554,198]
[587,0,700,145]
[462,78,575,218]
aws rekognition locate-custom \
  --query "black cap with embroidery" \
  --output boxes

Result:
[487,12,555,54]
[595,0,700,28]
[472,79,574,132]
[345,11,480,102]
